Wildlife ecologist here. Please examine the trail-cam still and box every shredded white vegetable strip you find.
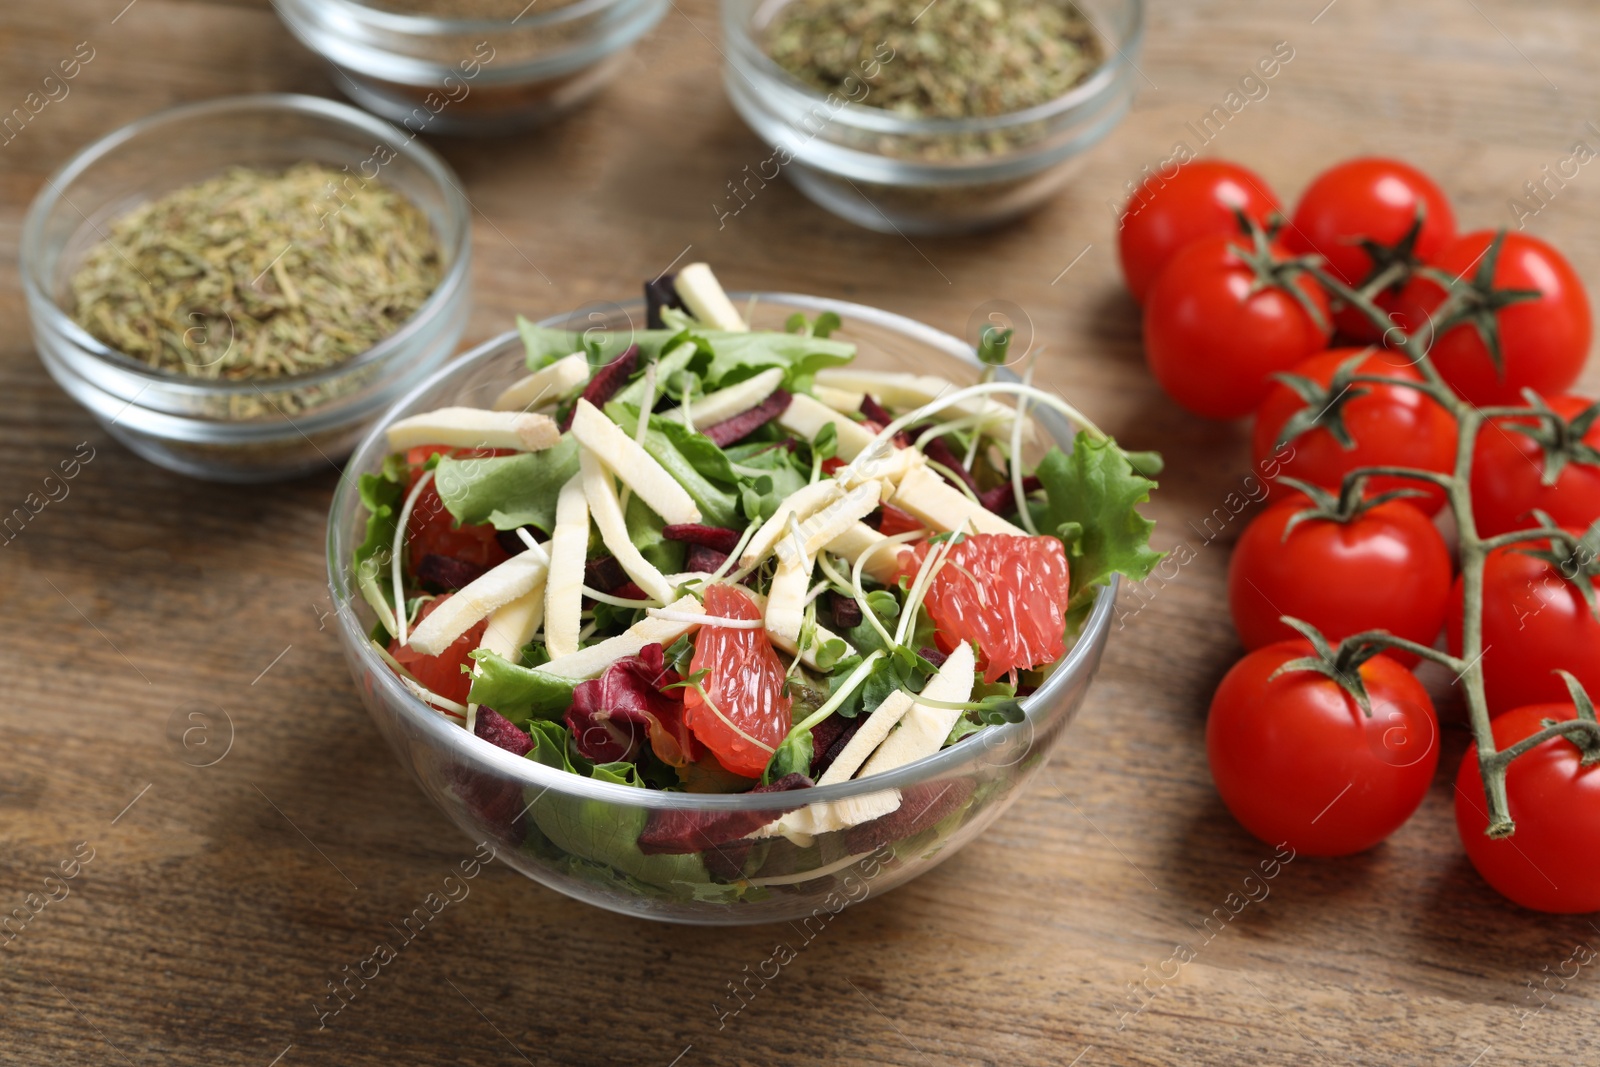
[392,468,434,647]
[619,362,658,514]
[647,609,761,629]
[582,586,666,609]
[1011,358,1041,535]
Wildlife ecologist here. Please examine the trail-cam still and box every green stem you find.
[1479,527,1580,555]
[1483,719,1600,773]
[1306,260,1519,836]
[1334,629,1466,674]
[1338,464,1455,491]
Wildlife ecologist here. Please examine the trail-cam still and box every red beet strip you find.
[978,476,1042,515]
[585,555,630,592]
[663,523,743,553]
[922,436,980,495]
[685,544,730,574]
[559,344,639,430]
[702,389,792,447]
[858,395,911,447]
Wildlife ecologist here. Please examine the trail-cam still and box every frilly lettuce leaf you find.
[1032,432,1163,632]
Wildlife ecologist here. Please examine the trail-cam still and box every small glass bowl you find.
[720,0,1143,235]
[274,0,669,134]
[20,94,472,483]
[327,293,1118,924]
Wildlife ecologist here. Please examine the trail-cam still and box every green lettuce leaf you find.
[624,494,685,574]
[467,651,574,724]
[606,404,740,528]
[1033,432,1163,631]
[522,721,710,889]
[698,331,854,391]
[434,438,579,533]
[611,341,707,409]
[353,461,404,574]
[518,317,685,371]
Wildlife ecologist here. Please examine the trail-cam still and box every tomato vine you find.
[1271,224,1600,839]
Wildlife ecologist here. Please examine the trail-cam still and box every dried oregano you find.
[69,162,441,382]
[764,0,1103,121]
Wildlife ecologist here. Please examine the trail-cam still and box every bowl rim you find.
[311,0,632,34]
[19,92,473,401]
[722,0,1145,137]
[326,292,1118,812]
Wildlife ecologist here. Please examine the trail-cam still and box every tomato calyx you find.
[1415,231,1543,377]
[1508,514,1600,616]
[1266,617,1395,717]
[1502,392,1600,487]
[1349,202,1432,298]
[1277,475,1429,539]
[1231,210,1331,335]
[1269,351,1376,451]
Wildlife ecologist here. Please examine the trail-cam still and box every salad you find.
[352,265,1159,882]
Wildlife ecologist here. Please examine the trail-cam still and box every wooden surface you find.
[3,1,1600,1064]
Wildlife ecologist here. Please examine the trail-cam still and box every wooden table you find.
[4,1,1598,1063]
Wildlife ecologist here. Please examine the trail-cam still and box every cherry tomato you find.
[1207,641,1439,856]
[900,533,1071,684]
[1471,393,1600,537]
[403,446,511,574]
[1229,496,1452,662]
[390,595,486,706]
[684,584,792,778]
[1447,536,1600,715]
[1118,159,1282,303]
[1392,231,1592,406]
[1454,703,1600,913]
[1281,157,1457,341]
[1252,348,1457,515]
[1143,234,1333,420]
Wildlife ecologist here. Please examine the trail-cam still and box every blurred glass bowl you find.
[275,0,668,134]
[327,293,1117,923]
[719,0,1143,234]
[20,94,472,483]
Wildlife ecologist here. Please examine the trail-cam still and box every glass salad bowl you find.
[326,294,1118,924]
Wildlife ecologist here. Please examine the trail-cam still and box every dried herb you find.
[68,162,441,383]
[764,0,1103,121]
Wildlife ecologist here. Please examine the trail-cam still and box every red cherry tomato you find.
[1471,394,1600,537]
[1252,347,1457,515]
[1281,157,1457,341]
[1228,496,1452,662]
[1455,703,1600,913]
[1207,641,1438,856]
[1117,159,1282,303]
[390,595,485,706]
[684,585,792,778]
[1144,234,1333,420]
[1447,536,1600,714]
[1392,231,1592,406]
[900,533,1071,684]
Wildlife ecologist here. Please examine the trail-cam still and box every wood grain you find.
[3,1,1599,1064]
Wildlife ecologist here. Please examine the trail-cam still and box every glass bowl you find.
[719,0,1143,235]
[327,294,1117,924]
[274,0,669,134]
[20,94,472,483]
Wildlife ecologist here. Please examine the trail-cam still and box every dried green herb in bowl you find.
[68,162,441,384]
[764,0,1104,121]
